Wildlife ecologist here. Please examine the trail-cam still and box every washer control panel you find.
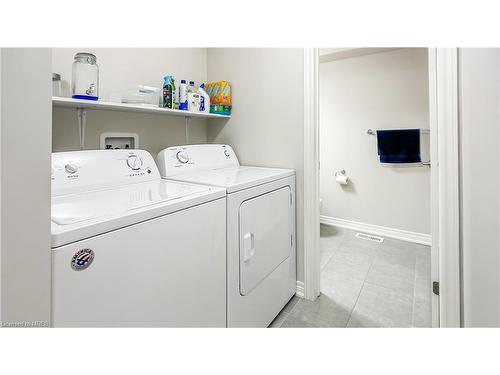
[52,149,160,197]
[157,144,240,177]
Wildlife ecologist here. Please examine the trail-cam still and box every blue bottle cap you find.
[181,79,186,84]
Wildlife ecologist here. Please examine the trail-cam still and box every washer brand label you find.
[71,249,95,271]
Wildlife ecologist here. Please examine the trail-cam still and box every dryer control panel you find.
[157,144,240,177]
[52,149,160,196]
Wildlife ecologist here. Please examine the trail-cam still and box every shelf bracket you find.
[77,108,87,149]
[185,116,191,144]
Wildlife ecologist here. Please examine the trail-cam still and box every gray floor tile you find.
[280,314,318,328]
[320,236,340,268]
[414,274,431,302]
[415,252,431,278]
[279,225,432,328]
[414,251,432,302]
[320,249,335,270]
[288,294,351,327]
[335,239,379,259]
[375,245,416,270]
[412,297,432,327]
[365,261,415,299]
[321,272,364,311]
[323,250,373,282]
[347,283,413,327]
[320,236,341,250]
[320,225,347,248]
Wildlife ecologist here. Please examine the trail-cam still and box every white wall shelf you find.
[52,96,230,149]
[52,97,230,119]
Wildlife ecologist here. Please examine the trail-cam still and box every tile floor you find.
[270,224,432,328]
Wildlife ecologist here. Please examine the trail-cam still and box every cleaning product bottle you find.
[188,80,196,93]
[171,78,178,109]
[163,75,174,109]
[198,83,210,113]
[179,79,188,110]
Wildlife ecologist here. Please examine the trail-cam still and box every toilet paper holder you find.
[334,170,350,185]
[334,170,346,177]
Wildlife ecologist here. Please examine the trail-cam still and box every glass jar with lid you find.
[71,52,99,101]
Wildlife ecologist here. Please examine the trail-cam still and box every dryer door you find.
[239,186,292,296]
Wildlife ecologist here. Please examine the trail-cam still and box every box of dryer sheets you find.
[204,81,232,115]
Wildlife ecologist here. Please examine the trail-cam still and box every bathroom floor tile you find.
[280,314,318,328]
[322,250,373,282]
[321,272,364,311]
[347,282,413,328]
[274,225,432,328]
[412,297,432,328]
[287,294,351,327]
[364,262,415,299]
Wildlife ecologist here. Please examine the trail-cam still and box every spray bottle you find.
[162,75,174,109]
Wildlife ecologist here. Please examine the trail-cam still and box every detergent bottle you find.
[198,83,210,113]
[179,79,188,110]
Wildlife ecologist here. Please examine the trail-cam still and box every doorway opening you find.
[282,48,442,328]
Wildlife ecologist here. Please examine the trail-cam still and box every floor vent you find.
[355,232,384,243]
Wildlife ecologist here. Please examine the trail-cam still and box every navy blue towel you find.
[376,129,421,163]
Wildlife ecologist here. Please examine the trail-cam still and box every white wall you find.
[52,48,208,155]
[459,48,500,327]
[206,48,305,281]
[0,48,2,325]
[319,48,431,235]
[0,49,52,325]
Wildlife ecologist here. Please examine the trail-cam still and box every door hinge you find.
[433,281,439,296]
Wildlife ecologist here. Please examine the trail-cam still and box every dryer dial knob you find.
[65,163,78,174]
[127,155,143,170]
[176,151,189,164]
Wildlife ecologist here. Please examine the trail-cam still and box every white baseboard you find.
[296,281,305,298]
[320,215,431,246]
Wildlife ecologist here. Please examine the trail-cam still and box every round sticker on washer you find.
[71,249,95,271]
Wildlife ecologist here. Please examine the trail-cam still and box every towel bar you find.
[367,128,431,167]
[367,128,430,135]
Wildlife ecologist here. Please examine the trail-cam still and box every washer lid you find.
[51,179,225,247]
[168,166,295,193]
[52,180,211,225]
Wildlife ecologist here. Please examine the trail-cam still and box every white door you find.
[239,187,292,296]
[52,198,226,327]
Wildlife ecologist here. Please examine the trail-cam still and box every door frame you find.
[302,48,321,300]
[302,47,461,327]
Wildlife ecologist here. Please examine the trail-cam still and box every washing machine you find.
[157,144,296,327]
[51,149,227,327]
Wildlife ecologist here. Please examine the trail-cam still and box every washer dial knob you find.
[65,163,78,174]
[176,151,189,164]
[127,155,143,170]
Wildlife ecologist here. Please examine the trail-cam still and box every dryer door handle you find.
[243,232,255,262]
